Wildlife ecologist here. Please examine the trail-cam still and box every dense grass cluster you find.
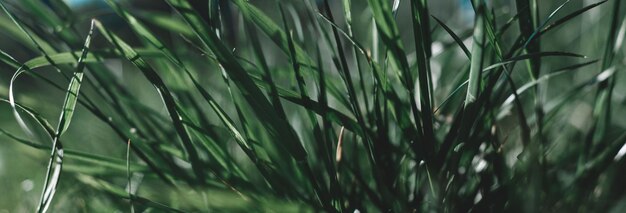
[1,0,626,212]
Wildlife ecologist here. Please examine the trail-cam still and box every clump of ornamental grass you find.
[0,0,625,212]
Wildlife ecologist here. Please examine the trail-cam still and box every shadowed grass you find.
[0,0,625,212]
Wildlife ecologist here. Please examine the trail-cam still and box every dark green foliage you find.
[0,0,625,212]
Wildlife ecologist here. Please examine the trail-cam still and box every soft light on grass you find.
[0,0,625,212]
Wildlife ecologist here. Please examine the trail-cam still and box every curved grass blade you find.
[499,60,599,113]
[93,20,207,184]
[0,49,22,68]
[539,1,607,36]
[164,0,307,162]
[432,15,471,58]
[22,49,161,69]
[104,0,252,169]
[482,51,586,72]
[2,46,176,187]
[99,1,298,196]
[32,20,95,213]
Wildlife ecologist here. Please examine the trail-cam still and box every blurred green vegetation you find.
[0,0,625,212]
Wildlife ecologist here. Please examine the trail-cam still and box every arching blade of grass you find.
[164,0,307,162]
[101,0,243,178]
[520,1,571,54]
[100,1,282,189]
[39,20,93,213]
[21,49,161,69]
[33,0,201,185]
[0,49,22,70]
[432,16,471,58]
[93,20,207,185]
[482,51,586,72]
[0,49,176,186]
[22,20,94,213]
[540,1,607,35]
[499,60,599,115]
[505,1,607,56]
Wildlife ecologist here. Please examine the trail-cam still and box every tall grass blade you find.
[465,1,486,106]
[164,0,308,162]
[32,20,94,213]
[93,20,207,184]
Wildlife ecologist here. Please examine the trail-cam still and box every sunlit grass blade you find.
[2,47,177,185]
[499,60,598,108]
[482,51,586,72]
[31,20,93,213]
[465,1,486,107]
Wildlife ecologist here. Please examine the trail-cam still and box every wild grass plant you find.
[0,0,625,212]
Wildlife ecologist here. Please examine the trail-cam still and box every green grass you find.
[0,0,625,212]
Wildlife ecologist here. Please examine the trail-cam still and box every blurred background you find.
[1,0,625,211]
